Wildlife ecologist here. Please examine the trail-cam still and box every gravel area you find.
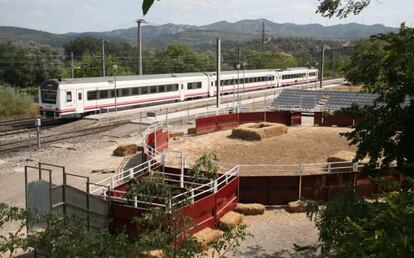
[227,208,320,258]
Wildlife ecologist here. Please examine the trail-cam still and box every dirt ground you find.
[227,208,320,258]
[169,126,356,167]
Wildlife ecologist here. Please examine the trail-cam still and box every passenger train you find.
[39,67,318,118]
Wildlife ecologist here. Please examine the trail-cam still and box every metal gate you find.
[25,163,110,234]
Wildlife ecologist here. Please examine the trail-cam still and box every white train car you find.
[279,68,318,86]
[39,73,209,118]
[39,68,318,118]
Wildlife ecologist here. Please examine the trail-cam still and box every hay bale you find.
[327,150,355,163]
[141,250,164,258]
[218,211,243,231]
[169,131,184,139]
[327,151,355,173]
[235,203,265,215]
[286,200,306,213]
[193,227,223,250]
[187,127,196,135]
[113,144,140,156]
[231,122,287,141]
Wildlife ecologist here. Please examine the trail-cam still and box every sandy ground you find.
[169,126,356,167]
[227,208,320,258]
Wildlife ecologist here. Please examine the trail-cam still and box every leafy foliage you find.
[0,203,31,257]
[189,152,221,180]
[317,0,371,18]
[0,84,37,120]
[0,41,63,87]
[344,39,385,84]
[342,25,414,175]
[303,190,414,257]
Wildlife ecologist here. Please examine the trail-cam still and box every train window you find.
[87,91,97,101]
[159,85,165,93]
[99,90,108,99]
[122,88,129,96]
[174,84,179,91]
[109,89,115,98]
[66,92,72,102]
[141,87,148,95]
[166,85,172,92]
[115,89,121,97]
[150,86,157,93]
[132,88,139,95]
[78,92,82,101]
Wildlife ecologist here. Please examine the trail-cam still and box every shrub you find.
[0,85,37,120]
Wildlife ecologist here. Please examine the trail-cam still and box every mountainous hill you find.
[0,19,398,48]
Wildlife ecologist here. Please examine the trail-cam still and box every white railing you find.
[90,158,160,194]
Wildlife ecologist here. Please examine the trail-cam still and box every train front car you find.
[39,79,62,118]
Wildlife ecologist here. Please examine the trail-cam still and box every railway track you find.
[0,117,74,137]
[0,121,126,154]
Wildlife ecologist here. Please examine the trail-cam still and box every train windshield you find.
[40,80,58,104]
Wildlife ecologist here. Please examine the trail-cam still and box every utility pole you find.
[71,51,74,78]
[136,19,146,75]
[238,45,241,65]
[320,44,325,88]
[261,20,266,49]
[102,39,106,77]
[216,37,221,108]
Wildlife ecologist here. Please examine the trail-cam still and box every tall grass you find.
[0,85,39,120]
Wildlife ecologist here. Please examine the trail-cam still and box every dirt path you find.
[227,208,320,258]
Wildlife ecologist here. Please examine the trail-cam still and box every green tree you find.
[343,25,414,174]
[0,42,63,87]
[317,0,371,18]
[152,44,215,73]
[244,50,298,69]
[343,39,385,84]
[303,190,414,257]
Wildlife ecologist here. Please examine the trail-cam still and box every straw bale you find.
[187,127,196,135]
[235,203,265,215]
[327,150,355,163]
[113,144,140,156]
[193,227,223,250]
[286,200,306,213]
[218,211,243,231]
[231,122,287,141]
[327,150,355,172]
[141,250,164,258]
[169,131,184,139]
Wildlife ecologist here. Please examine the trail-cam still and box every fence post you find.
[353,161,358,172]
[298,164,303,200]
[328,163,331,173]
[134,196,138,208]
[110,176,114,190]
[129,168,133,179]
[180,153,185,188]
[268,165,272,177]
[191,189,195,203]
[214,179,218,193]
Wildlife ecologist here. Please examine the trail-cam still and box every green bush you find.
[0,85,37,120]
[305,189,414,257]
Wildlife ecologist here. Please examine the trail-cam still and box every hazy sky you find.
[0,0,413,33]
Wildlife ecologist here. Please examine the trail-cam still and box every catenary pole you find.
[136,19,146,75]
[216,37,221,108]
[71,52,74,78]
[320,44,325,88]
[102,39,106,77]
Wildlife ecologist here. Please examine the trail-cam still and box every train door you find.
[75,89,84,114]
[179,82,185,101]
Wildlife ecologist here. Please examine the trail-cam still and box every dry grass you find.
[231,122,288,141]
